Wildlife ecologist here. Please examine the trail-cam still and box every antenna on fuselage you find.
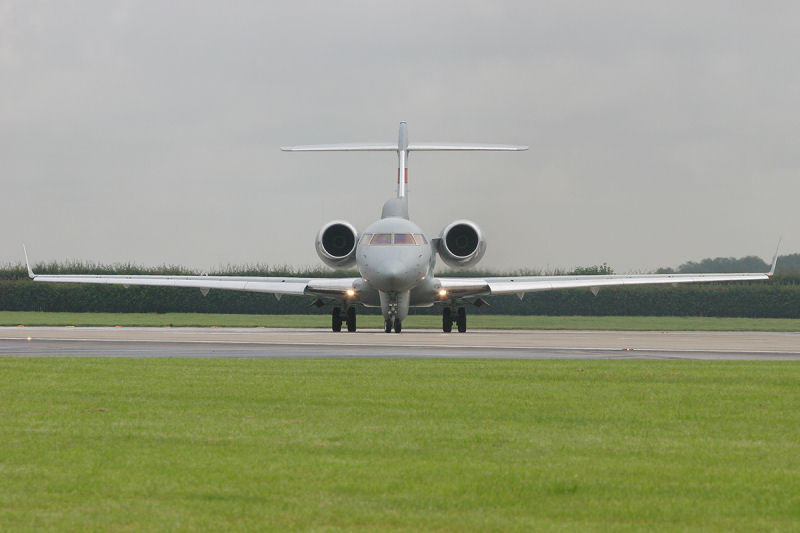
[281,122,528,201]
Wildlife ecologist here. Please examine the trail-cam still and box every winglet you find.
[768,237,781,277]
[23,245,35,279]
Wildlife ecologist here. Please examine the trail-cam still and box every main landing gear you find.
[331,306,357,332]
[384,317,402,333]
[442,306,467,333]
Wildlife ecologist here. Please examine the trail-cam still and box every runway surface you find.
[1,327,799,359]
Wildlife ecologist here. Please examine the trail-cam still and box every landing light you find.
[438,289,447,297]
[346,289,356,297]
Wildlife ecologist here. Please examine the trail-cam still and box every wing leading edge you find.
[24,245,358,298]
[24,242,778,305]
[27,271,359,299]
[438,241,779,299]
[437,271,772,300]
[489,272,770,295]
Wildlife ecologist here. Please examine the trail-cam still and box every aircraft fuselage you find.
[354,216,434,321]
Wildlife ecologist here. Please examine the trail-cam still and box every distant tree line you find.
[656,253,800,275]
[1,256,798,318]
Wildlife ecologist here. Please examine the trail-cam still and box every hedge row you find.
[479,282,800,318]
[0,264,356,281]
[2,278,799,318]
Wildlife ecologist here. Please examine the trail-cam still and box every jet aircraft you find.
[25,123,778,333]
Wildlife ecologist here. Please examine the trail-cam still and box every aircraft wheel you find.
[393,318,402,333]
[384,319,393,333]
[331,307,342,332]
[346,306,356,332]
[442,308,452,333]
[456,307,467,333]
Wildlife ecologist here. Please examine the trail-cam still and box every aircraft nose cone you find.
[382,264,404,286]
[371,262,413,291]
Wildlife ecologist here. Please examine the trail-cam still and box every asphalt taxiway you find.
[1,327,799,360]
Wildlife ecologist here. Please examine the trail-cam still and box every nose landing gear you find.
[382,297,403,333]
[384,318,402,333]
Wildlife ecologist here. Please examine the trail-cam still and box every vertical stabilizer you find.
[381,197,409,219]
[397,122,408,199]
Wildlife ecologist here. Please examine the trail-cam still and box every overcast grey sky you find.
[2,1,798,272]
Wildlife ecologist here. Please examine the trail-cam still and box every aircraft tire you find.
[394,318,402,333]
[442,308,452,333]
[332,307,342,332]
[384,319,392,333]
[457,307,467,333]
[346,306,356,332]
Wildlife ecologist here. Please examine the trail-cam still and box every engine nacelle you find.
[315,220,358,269]
[437,219,486,268]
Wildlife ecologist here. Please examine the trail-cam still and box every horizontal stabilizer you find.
[281,143,397,152]
[282,122,527,200]
[408,142,528,151]
[281,142,528,152]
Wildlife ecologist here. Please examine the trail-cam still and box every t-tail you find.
[281,122,528,204]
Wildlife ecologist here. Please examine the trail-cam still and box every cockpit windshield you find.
[370,233,392,245]
[393,233,415,245]
[363,233,428,246]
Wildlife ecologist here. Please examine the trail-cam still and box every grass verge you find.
[1,310,799,331]
[0,358,798,531]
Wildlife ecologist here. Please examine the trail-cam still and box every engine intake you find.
[316,220,358,268]
[438,219,486,268]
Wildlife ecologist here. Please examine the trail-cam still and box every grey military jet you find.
[26,123,777,333]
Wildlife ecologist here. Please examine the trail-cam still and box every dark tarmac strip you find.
[1,327,799,360]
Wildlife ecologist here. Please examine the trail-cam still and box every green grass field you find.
[2,311,799,331]
[1,358,798,531]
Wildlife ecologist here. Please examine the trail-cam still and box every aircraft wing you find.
[437,243,779,299]
[27,269,359,301]
[438,271,773,299]
[23,244,359,299]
